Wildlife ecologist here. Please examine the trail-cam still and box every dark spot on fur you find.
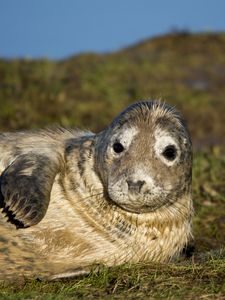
[0,247,9,254]
[0,236,8,243]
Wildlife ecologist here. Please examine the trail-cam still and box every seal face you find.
[95,101,192,213]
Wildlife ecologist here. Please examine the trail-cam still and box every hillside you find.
[0,32,225,149]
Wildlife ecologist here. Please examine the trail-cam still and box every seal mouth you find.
[114,202,164,214]
[105,190,165,214]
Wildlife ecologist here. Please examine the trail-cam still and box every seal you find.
[0,100,193,280]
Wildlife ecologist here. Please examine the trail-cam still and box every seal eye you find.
[162,145,177,161]
[113,142,124,154]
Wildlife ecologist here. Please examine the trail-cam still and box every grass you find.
[0,32,225,299]
[0,258,224,299]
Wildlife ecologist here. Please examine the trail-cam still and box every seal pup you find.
[0,100,193,280]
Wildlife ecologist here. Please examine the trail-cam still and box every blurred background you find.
[0,0,225,272]
[0,0,225,150]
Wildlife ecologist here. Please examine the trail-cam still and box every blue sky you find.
[0,0,225,59]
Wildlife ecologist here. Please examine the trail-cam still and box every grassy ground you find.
[0,257,224,299]
[0,33,225,299]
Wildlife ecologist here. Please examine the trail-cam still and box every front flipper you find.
[0,153,60,228]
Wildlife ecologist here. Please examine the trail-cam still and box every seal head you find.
[95,101,192,213]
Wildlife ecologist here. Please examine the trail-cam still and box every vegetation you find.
[0,32,224,299]
[0,32,225,148]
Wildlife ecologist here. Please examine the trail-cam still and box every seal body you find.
[0,101,193,280]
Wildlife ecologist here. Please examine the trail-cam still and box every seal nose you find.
[126,180,145,193]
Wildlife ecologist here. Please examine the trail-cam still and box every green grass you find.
[0,257,224,299]
[0,32,225,299]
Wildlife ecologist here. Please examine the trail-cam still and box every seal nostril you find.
[127,180,145,193]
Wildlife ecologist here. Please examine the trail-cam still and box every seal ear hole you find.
[162,145,177,161]
[113,142,124,154]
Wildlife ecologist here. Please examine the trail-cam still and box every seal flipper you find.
[0,153,60,228]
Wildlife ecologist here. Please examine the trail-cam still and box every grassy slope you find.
[0,33,225,299]
[0,33,225,147]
